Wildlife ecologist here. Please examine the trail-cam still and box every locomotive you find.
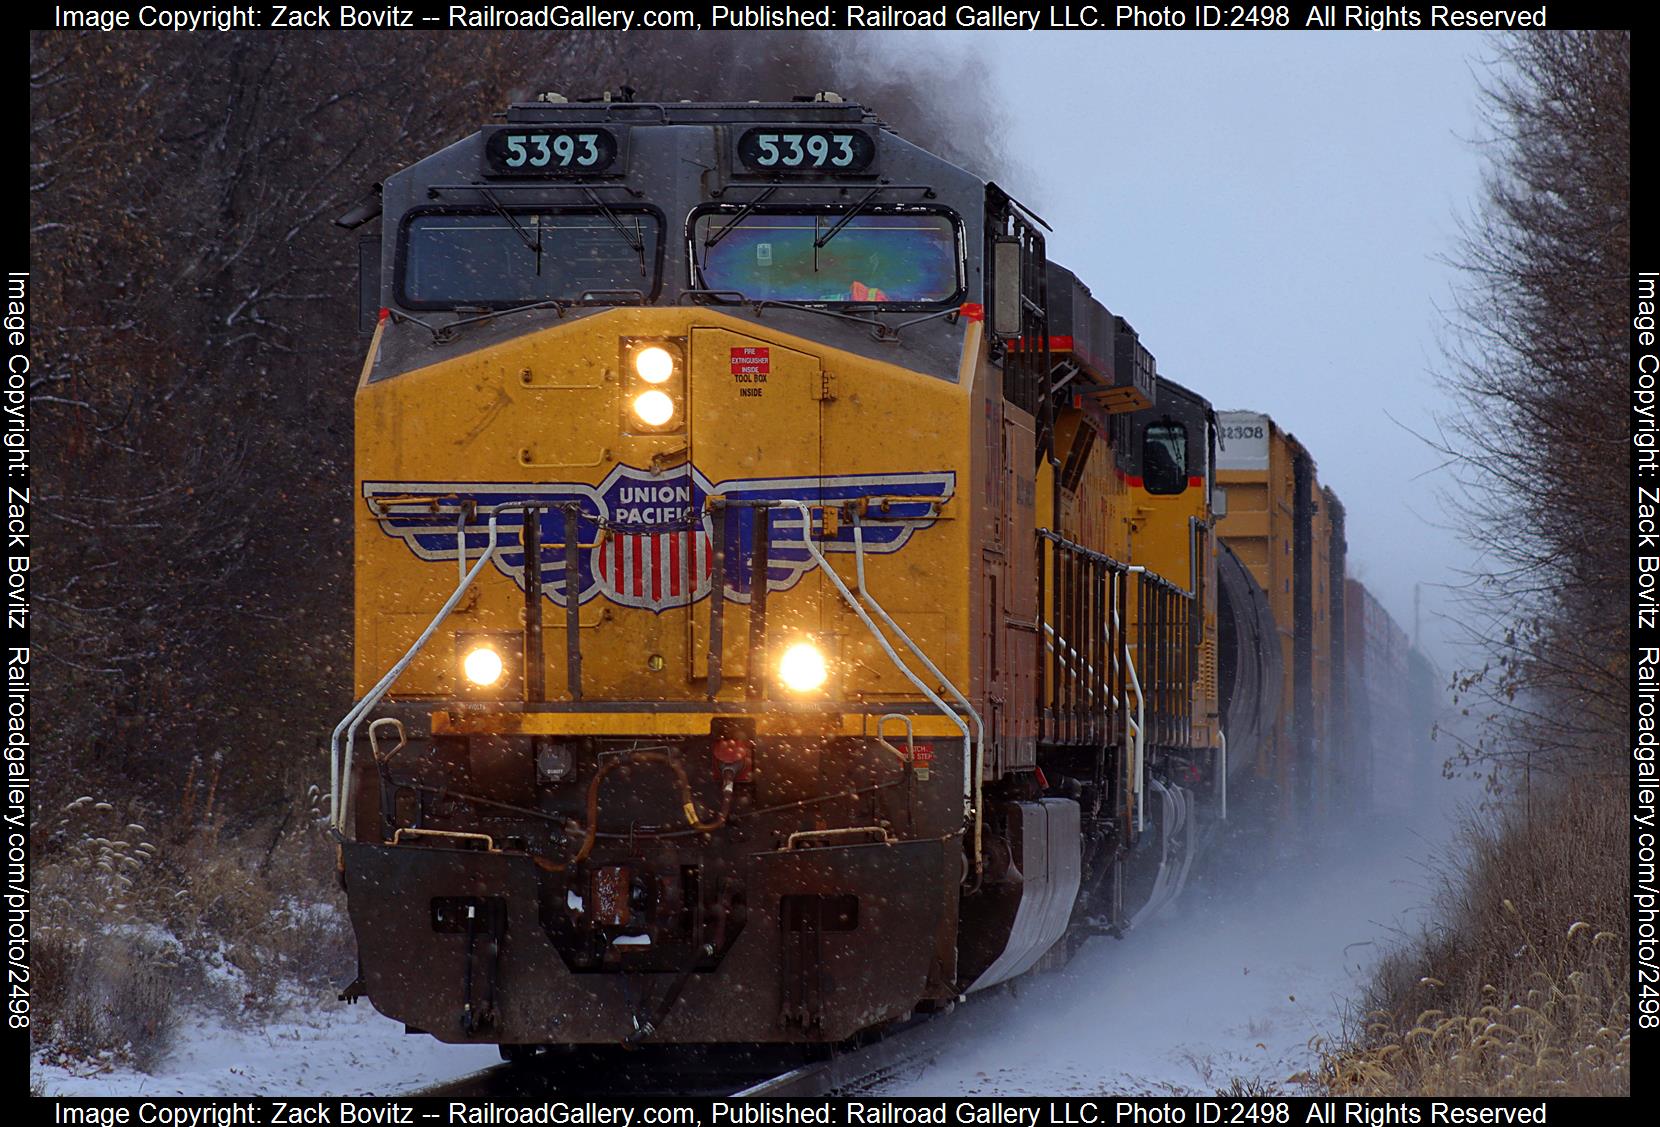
[328,94,1418,1052]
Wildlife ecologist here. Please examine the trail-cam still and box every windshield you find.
[692,211,959,304]
[401,210,660,307]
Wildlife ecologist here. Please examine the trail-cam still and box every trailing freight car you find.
[1212,410,1349,826]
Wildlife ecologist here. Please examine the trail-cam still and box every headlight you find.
[632,389,675,427]
[462,645,505,687]
[632,345,675,384]
[778,641,829,693]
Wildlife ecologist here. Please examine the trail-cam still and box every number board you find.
[1216,411,1271,471]
[734,127,877,175]
[481,126,623,177]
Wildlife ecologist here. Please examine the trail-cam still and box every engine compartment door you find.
[686,327,824,685]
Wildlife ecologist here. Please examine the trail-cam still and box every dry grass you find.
[1321,775,1629,1095]
[43,932,180,1072]
[33,781,352,1071]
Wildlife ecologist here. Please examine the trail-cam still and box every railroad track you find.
[416,1045,801,1098]
[415,1003,964,1098]
[732,1004,963,1096]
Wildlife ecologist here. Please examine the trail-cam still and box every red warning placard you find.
[730,346,770,376]
[911,742,933,780]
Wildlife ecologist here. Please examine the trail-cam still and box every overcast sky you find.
[862,31,1490,666]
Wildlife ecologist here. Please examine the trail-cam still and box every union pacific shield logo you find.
[591,465,713,608]
[363,463,953,614]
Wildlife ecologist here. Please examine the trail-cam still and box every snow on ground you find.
[875,813,1457,1097]
[33,806,1464,1098]
[32,1001,499,1097]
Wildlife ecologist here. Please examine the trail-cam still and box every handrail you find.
[748,499,979,879]
[1036,527,1154,835]
[1217,728,1228,821]
[850,511,984,877]
[1041,622,1099,716]
[1036,528,1195,598]
[785,826,895,850]
[329,501,543,833]
[1115,569,1148,835]
[876,713,915,763]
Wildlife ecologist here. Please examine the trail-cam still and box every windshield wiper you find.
[479,187,542,275]
[704,187,777,250]
[582,188,644,256]
[478,189,538,252]
[813,186,882,250]
[419,299,567,344]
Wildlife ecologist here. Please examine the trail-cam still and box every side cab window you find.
[1143,422,1188,495]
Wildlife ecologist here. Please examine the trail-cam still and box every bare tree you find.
[32,32,632,818]
[1436,31,1630,778]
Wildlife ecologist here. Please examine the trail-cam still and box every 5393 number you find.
[737,127,875,173]
[483,128,618,176]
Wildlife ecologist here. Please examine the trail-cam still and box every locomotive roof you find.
[503,99,881,126]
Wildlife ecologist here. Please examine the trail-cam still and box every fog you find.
[876,768,1479,1094]
[856,32,1490,669]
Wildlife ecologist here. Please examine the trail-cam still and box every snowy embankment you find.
[876,815,1456,1096]
[35,807,1458,1097]
[33,1001,499,1097]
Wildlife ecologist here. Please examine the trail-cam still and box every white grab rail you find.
[769,502,975,841]
[1218,728,1228,821]
[329,505,519,833]
[1114,570,1149,836]
[849,510,985,876]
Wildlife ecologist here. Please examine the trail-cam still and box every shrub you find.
[1321,776,1629,1095]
